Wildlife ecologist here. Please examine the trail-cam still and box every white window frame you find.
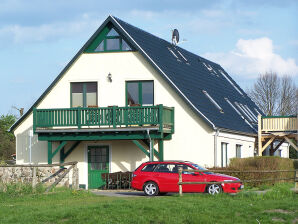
[221,142,228,167]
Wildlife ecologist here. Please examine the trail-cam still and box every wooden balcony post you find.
[258,115,262,156]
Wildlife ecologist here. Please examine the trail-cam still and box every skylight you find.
[235,102,254,122]
[167,47,179,59]
[203,62,212,71]
[203,90,224,113]
[177,50,188,62]
[254,108,262,115]
[240,103,257,122]
[218,70,243,96]
[225,98,256,130]
[244,105,258,121]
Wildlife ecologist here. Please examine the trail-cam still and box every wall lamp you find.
[107,73,112,82]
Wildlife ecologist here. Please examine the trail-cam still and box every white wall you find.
[13,51,257,187]
[215,131,255,167]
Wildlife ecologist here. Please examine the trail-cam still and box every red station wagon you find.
[131,161,244,196]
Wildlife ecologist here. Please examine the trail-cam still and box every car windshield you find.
[191,163,213,174]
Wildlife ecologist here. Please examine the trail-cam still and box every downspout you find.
[214,129,219,167]
[147,129,153,161]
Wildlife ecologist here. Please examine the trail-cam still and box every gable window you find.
[126,81,154,106]
[71,82,97,107]
[236,144,241,158]
[93,27,132,52]
[221,142,228,167]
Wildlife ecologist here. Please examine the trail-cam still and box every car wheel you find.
[143,181,159,196]
[207,183,222,195]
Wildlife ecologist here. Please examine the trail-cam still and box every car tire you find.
[207,183,222,195]
[143,181,159,196]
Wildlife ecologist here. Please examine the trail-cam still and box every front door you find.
[88,145,109,189]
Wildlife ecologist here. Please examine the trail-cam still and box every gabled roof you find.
[10,15,262,134]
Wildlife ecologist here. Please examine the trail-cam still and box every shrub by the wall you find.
[213,157,295,187]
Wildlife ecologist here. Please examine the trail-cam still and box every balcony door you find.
[88,145,109,189]
[71,82,97,107]
[126,81,154,106]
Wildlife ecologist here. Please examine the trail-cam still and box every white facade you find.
[12,50,289,189]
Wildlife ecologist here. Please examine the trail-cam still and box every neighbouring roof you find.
[10,15,263,134]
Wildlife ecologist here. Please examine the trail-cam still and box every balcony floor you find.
[35,126,161,133]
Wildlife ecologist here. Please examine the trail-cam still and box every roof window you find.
[203,90,224,113]
[218,70,243,96]
[224,98,244,119]
[225,98,256,130]
[244,105,258,121]
[167,47,180,60]
[240,103,257,122]
[254,108,262,115]
[177,50,188,62]
[235,102,254,123]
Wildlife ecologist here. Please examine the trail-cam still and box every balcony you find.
[258,115,298,156]
[260,115,297,132]
[33,105,174,141]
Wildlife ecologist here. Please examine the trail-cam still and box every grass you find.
[0,183,297,224]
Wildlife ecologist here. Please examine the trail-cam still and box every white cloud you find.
[203,37,298,78]
[0,14,102,44]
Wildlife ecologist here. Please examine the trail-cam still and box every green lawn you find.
[0,184,297,224]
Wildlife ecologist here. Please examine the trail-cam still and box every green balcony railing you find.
[33,105,174,133]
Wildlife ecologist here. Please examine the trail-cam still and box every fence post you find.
[32,167,37,188]
[178,167,183,196]
[72,164,79,190]
[295,170,298,193]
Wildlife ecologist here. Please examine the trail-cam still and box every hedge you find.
[213,157,295,187]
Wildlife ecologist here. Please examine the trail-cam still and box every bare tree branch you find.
[248,72,297,116]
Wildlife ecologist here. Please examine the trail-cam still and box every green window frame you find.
[70,82,98,108]
[85,25,133,53]
[125,81,154,106]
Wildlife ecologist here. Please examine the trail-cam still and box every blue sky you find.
[0,0,297,116]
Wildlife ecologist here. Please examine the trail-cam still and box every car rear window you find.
[141,164,158,172]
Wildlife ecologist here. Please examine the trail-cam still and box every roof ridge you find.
[113,16,220,67]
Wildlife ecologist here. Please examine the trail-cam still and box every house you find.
[9,15,289,189]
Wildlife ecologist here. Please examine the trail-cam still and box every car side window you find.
[141,164,158,172]
[154,164,178,173]
[182,165,195,175]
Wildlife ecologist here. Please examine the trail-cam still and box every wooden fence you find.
[178,168,298,196]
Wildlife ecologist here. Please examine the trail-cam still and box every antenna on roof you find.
[172,29,179,46]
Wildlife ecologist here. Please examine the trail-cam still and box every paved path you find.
[91,190,174,197]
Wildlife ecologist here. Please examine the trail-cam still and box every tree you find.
[248,72,298,116]
[0,114,16,161]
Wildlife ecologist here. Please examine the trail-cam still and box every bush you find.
[213,157,295,187]
[0,183,45,198]
[293,159,298,169]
